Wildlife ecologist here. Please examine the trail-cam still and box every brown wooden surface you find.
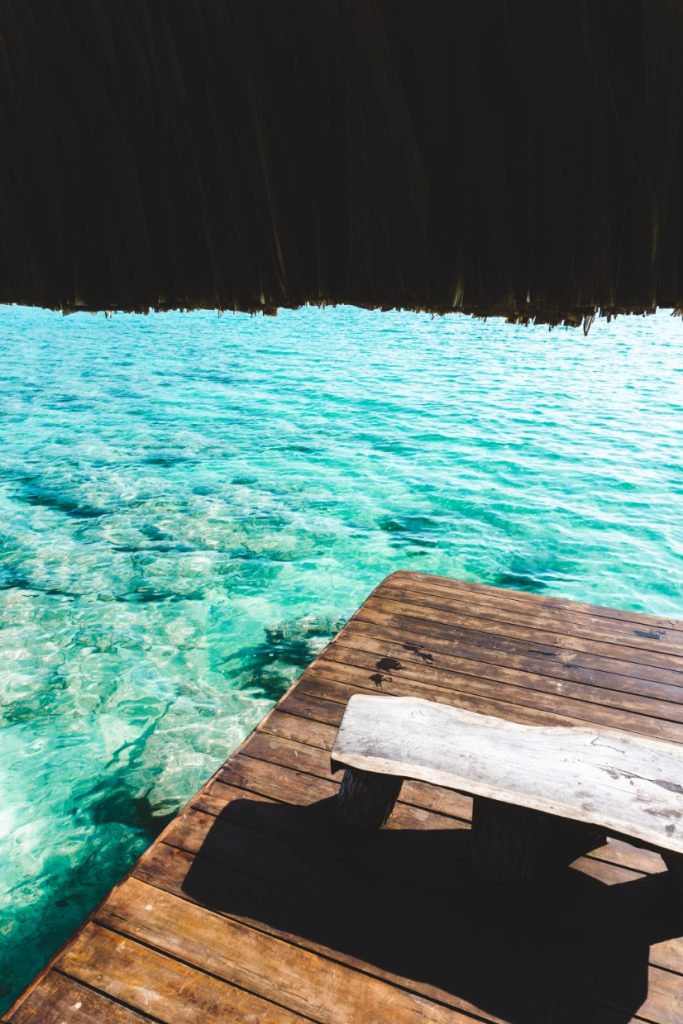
[6,570,683,1024]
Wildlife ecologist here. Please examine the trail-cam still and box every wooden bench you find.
[331,694,683,888]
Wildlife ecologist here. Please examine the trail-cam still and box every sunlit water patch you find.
[0,304,682,1007]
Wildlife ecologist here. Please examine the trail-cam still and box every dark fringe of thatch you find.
[2,1,683,325]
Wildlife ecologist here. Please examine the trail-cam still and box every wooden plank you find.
[275,688,582,751]
[196,775,458,836]
[354,602,683,686]
[258,708,339,748]
[7,973,151,1024]
[297,663,683,745]
[169,796,471,902]
[219,750,339,807]
[102,876,670,1024]
[162,805,457,912]
[379,576,683,654]
[205,762,663,879]
[366,593,683,673]
[332,695,683,853]
[277,689,346,727]
[299,664,593,728]
[219,743,468,830]
[132,839,632,967]
[97,877,487,1024]
[169,781,651,918]
[389,571,683,631]
[131,828,679,1024]
[321,638,683,722]
[238,730,473,820]
[386,575,683,642]
[57,923,308,1024]
[340,617,683,704]
[140,823,673,974]
[134,841,500,990]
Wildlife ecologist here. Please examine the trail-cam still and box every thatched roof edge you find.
[3,1,683,328]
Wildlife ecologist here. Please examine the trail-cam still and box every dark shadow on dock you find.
[181,796,683,1024]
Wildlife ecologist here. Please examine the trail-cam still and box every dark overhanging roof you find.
[2,0,683,327]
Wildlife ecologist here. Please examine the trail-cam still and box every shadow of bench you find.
[331,694,683,888]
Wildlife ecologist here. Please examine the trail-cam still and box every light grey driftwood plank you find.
[331,695,683,854]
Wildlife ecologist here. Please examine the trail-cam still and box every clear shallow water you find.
[0,303,682,1007]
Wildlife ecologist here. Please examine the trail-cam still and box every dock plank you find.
[5,572,683,1024]
[97,878,480,1024]
[381,577,683,656]
[394,572,683,631]
[8,974,152,1024]
[321,639,683,720]
[58,924,306,1024]
[299,661,683,742]
[339,619,683,703]
[354,604,683,685]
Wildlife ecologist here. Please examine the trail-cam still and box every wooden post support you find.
[337,767,403,829]
[471,796,607,883]
[663,852,683,904]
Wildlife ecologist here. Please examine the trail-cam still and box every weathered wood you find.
[303,660,683,746]
[258,709,338,749]
[8,973,152,1024]
[354,603,683,687]
[299,664,591,731]
[58,924,304,1024]
[336,766,403,828]
[390,571,682,632]
[131,841,683,1024]
[379,578,683,658]
[240,727,472,819]
[97,877,472,1024]
[368,592,683,673]
[7,572,683,1024]
[338,619,683,705]
[321,639,683,722]
[331,694,683,855]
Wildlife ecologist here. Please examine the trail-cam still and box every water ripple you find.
[0,304,682,1008]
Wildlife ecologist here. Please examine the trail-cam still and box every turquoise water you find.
[0,303,682,1007]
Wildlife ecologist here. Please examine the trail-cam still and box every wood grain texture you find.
[331,694,683,853]
[337,766,403,828]
[8,973,152,1024]
[58,924,306,1024]
[6,571,683,1024]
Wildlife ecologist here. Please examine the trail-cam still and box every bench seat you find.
[331,694,683,885]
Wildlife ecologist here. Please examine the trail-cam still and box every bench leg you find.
[337,767,403,829]
[471,796,607,883]
[663,852,683,906]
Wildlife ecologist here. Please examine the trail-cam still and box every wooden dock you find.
[7,570,683,1024]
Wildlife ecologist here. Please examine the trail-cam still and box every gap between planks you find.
[388,572,683,632]
[339,616,683,703]
[359,591,683,675]
[292,661,683,745]
[379,576,683,655]
[349,603,683,689]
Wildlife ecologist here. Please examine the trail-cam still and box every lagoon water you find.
[0,303,682,1006]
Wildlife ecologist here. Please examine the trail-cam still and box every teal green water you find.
[1,303,682,1006]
